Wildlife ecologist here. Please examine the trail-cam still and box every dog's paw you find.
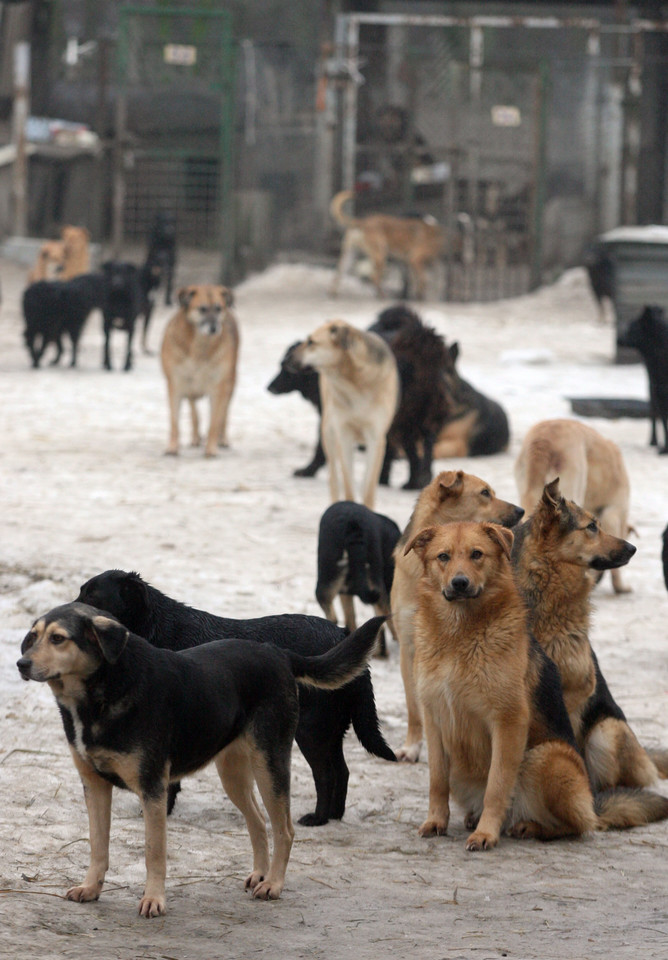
[138,894,166,917]
[507,819,541,840]
[298,811,329,827]
[251,879,283,900]
[465,830,498,851]
[418,818,448,838]
[395,744,421,763]
[65,882,102,903]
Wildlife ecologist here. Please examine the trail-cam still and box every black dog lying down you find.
[316,501,401,657]
[18,601,384,916]
[23,273,104,368]
[76,569,396,826]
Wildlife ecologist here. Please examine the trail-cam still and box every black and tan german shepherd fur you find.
[512,479,668,791]
[407,521,668,850]
[76,569,396,825]
[17,601,385,916]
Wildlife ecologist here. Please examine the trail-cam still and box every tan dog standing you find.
[407,521,668,850]
[292,320,399,509]
[391,470,524,762]
[329,190,444,300]
[161,285,239,457]
[514,418,632,593]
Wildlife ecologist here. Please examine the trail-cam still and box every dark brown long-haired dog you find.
[407,521,668,850]
[512,478,668,790]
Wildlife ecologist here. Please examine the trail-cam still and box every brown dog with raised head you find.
[391,470,524,762]
[512,478,668,790]
[329,190,444,300]
[515,419,632,593]
[407,521,668,850]
[292,320,399,509]
[161,285,239,457]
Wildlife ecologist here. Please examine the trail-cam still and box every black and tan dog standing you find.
[17,602,384,916]
[161,285,239,457]
[407,522,668,850]
[292,320,398,509]
[512,479,668,791]
[391,470,524,762]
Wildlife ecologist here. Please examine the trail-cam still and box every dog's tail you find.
[329,190,359,230]
[348,668,398,762]
[595,787,668,830]
[645,747,668,779]
[289,615,385,690]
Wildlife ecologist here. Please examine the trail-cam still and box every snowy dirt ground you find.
[0,253,667,960]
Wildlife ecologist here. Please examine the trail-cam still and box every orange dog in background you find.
[27,225,91,283]
[407,521,668,850]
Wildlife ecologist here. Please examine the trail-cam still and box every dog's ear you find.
[542,478,563,510]
[87,615,129,664]
[482,523,514,560]
[404,526,437,558]
[449,342,459,363]
[177,287,194,309]
[218,286,234,308]
[438,470,464,500]
[329,322,352,350]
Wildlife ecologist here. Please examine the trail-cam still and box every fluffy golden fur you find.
[514,418,632,593]
[390,470,524,761]
[160,285,239,457]
[292,320,399,509]
[512,478,668,790]
[328,190,444,300]
[408,521,668,849]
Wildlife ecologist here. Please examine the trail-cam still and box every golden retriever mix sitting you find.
[329,190,444,300]
[292,320,398,509]
[160,285,239,457]
[407,521,668,850]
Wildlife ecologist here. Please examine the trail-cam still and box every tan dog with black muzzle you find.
[160,284,239,457]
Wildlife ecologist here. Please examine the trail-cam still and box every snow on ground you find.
[0,254,666,959]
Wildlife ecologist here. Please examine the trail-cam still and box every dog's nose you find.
[450,575,470,595]
[16,657,32,680]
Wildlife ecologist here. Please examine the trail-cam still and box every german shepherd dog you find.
[390,470,524,762]
[407,522,668,849]
[291,321,399,509]
[515,419,632,593]
[76,569,396,825]
[316,501,401,657]
[329,191,444,300]
[512,479,668,790]
[17,602,385,915]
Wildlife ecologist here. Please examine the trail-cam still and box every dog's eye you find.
[50,634,67,646]
[470,549,483,560]
[437,552,450,563]
[480,489,491,499]
[586,520,598,533]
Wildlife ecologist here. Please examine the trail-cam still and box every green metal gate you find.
[114,5,234,267]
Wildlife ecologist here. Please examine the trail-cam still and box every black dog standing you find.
[617,305,668,453]
[101,261,142,371]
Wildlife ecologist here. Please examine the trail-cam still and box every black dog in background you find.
[316,502,401,658]
[617,305,668,453]
[369,305,452,489]
[267,340,326,477]
[662,525,668,592]
[146,211,177,307]
[101,261,142,371]
[23,274,104,368]
[76,569,396,826]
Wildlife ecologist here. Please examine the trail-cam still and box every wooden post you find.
[12,41,30,237]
